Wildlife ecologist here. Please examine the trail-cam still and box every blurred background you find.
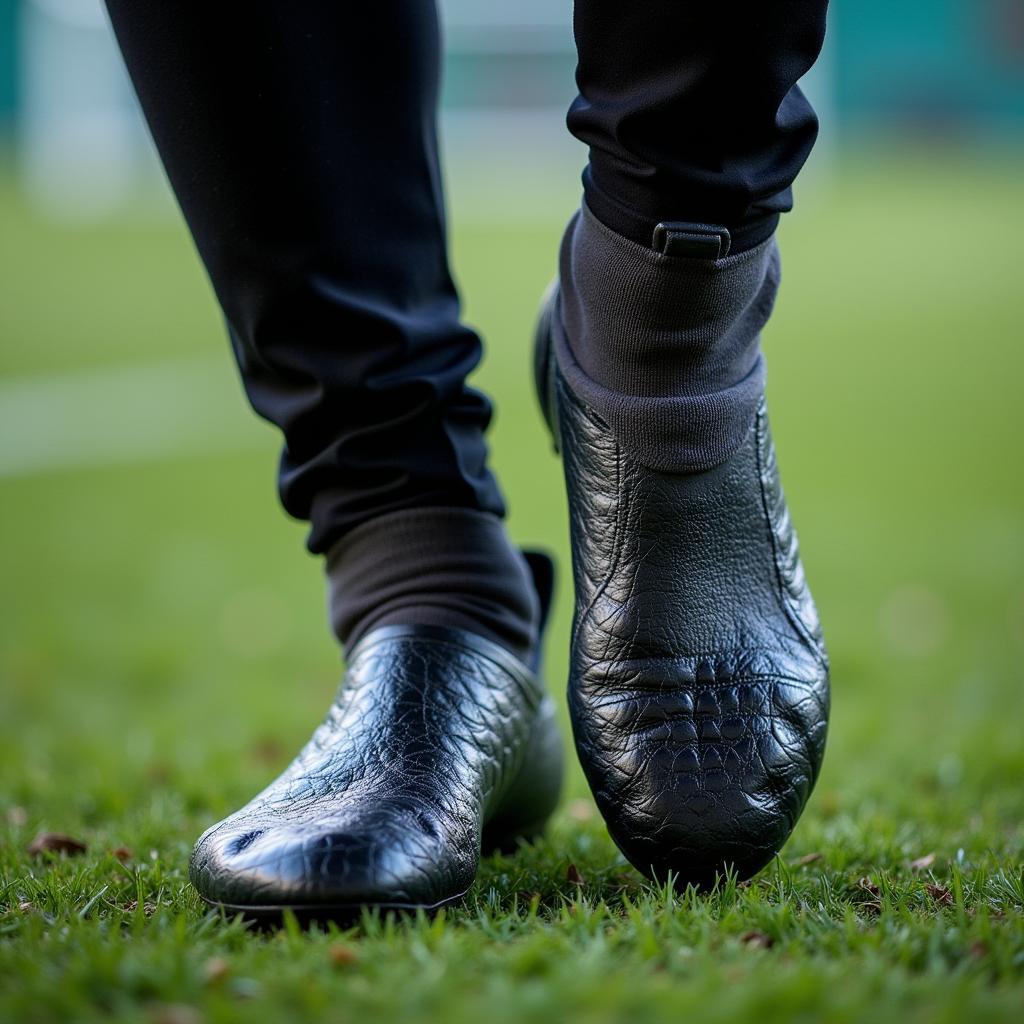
[1,0,1022,839]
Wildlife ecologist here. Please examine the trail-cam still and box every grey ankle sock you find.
[326,507,539,662]
[555,201,780,473]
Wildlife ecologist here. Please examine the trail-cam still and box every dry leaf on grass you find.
[329,944,358,967]
[857,877,881,899]
[856,876,882,915]
[910,852,936,870]
[926,884,954,907]
[566,863,585,886]
[740,930,774,949]
[793,852,823,867]
[27,832,87,858]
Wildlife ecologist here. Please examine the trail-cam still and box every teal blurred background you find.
[1,0,1022,832]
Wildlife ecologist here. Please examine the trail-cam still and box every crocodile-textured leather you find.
[190,610,563,920]
[536,286,829,886]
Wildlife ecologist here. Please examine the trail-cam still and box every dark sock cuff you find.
[326,507,539,662]
[555,201,779,473]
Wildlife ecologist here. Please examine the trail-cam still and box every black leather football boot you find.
[535,285,829,887]
[190,553,563,922]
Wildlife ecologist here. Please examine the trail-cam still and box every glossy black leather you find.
[190,591,563,919]
[536,286,829,886]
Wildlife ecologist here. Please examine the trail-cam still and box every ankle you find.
[325,507,539,663]
[555,201,778,473]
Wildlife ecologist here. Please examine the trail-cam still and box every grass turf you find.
[1,154,1023,1023]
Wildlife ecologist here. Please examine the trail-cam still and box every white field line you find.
[0,354,268,479]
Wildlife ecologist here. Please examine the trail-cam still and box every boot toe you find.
[576,655,828,886]
[190,803,465,912]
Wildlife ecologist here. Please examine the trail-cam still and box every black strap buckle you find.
[652,222,731,259]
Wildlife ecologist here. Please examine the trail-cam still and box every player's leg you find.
[104,0,562,918]
[540,0,831,884]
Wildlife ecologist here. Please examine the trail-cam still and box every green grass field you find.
[2,154,1023,1023]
